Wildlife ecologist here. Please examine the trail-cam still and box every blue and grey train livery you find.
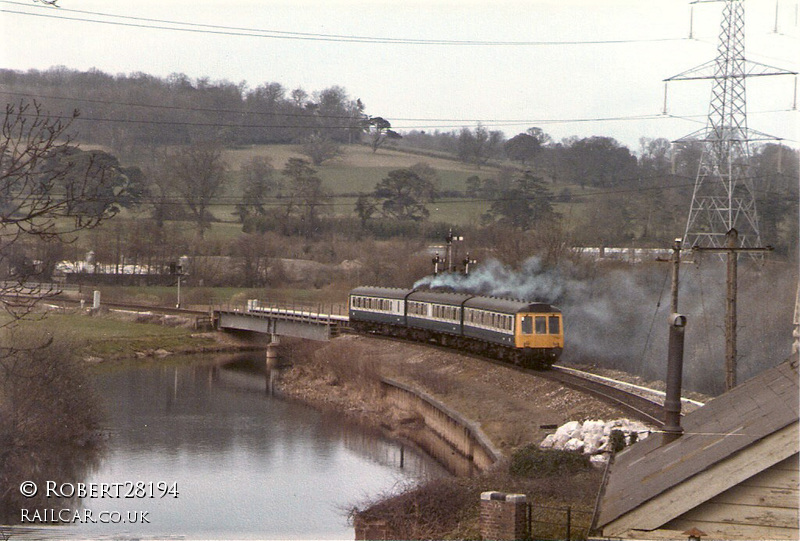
[348,286,564,368]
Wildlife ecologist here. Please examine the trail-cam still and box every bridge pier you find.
[266,334,281,368]
[266,334,281,395]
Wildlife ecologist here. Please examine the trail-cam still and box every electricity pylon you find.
[664,0,796,249]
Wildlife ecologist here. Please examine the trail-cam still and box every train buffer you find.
[213,300,350,341]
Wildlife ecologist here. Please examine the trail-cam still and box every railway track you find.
[543,367,666,428]
[35,296,674,427]
[354,329,671,428]
[38,296,211,317]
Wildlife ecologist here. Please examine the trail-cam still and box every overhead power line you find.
[0,1,690,46]
[5,89,796,136]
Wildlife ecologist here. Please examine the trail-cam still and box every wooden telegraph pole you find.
[692,229,772,391]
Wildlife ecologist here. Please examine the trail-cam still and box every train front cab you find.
[516,309,563,365]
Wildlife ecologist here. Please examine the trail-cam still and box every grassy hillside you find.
[74,140,628,252]
[225,143,497,194]
[207,143,510,227]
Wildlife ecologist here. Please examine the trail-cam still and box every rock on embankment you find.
[540,419,652,466]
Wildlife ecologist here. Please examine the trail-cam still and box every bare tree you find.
[457,125,503,167]
[0,99,127,321]
[300,132,343,166]
[167,143,227,238]
[281,158,330,238]
[235,155,278,223]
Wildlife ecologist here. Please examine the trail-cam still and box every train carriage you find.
[405,290,474,337]
[463,296,563,366]
[348,287,411,332]
[347,286,564,369]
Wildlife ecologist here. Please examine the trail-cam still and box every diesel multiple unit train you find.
[348,287,564,368]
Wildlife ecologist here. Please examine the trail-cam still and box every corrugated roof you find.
[597,355,799,528]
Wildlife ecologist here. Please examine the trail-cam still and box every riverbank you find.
[273,334,633,539]
[276,334,626,456]
[9,307,264,362]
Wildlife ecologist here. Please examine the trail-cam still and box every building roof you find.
[596,354,799,530]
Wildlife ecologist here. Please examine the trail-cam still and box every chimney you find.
[663,313,687,443]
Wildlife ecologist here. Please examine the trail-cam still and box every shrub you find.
[609,429,626,454]
[0,329,104,523]
[509,445,592,478]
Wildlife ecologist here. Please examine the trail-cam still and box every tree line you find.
[0,67,366,152]
[1,67,797,285]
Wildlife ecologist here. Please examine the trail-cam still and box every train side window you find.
[549,315,560,334]
[521,316,533,334]
[535,316,547,334]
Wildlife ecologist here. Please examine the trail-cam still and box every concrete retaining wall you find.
[381,378,501,475]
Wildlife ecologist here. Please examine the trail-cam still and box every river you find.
[13,354,446,540]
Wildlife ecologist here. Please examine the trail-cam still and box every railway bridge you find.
[213,299,350,342]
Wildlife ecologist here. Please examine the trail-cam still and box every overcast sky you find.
[1,0,798,150]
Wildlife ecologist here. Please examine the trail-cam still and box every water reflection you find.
[0,439,104,526]
[5,354,445,540]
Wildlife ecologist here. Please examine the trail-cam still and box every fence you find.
[529,504,593,541]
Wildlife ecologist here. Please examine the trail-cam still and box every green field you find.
[7,312,214,360]
[224,143,499,208]
[60,141,595,256]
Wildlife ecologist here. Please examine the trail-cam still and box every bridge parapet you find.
[213,300,350,341]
